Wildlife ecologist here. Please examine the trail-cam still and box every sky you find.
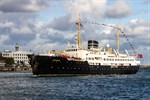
[0,0,149,65]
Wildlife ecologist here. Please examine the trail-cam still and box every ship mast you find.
[77,14,81,49]
[115,26,120,53]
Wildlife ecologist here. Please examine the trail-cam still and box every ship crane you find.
[84,21,137,57]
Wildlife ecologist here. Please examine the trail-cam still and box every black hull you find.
[28,55,139,76]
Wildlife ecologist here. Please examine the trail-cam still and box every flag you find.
[138,54,143,58]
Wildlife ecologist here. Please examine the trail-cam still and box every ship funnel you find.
[108,48,112,54]
[88,40,98,49]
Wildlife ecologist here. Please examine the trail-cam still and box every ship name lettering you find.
[52,59,61,62]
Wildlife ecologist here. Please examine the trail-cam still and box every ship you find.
[28,16,141,76]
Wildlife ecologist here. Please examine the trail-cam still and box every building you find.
[0,52,5,67]
[2,43,33,65]
[0,60,5,67]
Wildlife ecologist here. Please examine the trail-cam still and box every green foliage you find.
[5,58,14,65]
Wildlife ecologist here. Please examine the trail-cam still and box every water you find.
[0,69,150,100]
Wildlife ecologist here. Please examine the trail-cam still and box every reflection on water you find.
[0,69,150,100]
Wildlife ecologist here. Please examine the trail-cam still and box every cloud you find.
[4,33,36,45]
[0,21,15,28]
[0,0,50,12]
[37,21,76,45]
[0,0,51,49]
[123,19,149,36]
[50,15,76,32]
[11,26,32,34]
[144,0,150,3]
[0,13,37,46]
[119,18,150,53]
[65,0,132,20]
[105,0,131,18]
[65,0,107,22]
[41,32,67,44]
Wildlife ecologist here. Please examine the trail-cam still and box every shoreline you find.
[0,66,150,72]
[0,67,32,71]
[140,66,150,69]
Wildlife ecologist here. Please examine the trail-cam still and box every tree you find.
[4,58,14,67]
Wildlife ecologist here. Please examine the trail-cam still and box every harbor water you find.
[0,68,150,100]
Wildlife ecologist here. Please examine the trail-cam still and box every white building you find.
[2,43,33,65]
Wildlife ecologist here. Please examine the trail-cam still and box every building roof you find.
[12,51,33,54]
[3,50,33,54]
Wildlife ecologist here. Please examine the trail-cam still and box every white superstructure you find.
[63,44,140,67]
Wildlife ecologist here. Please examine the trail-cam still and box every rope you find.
[84,21,137,56]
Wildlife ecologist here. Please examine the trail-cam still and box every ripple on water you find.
[0,69,150,100]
